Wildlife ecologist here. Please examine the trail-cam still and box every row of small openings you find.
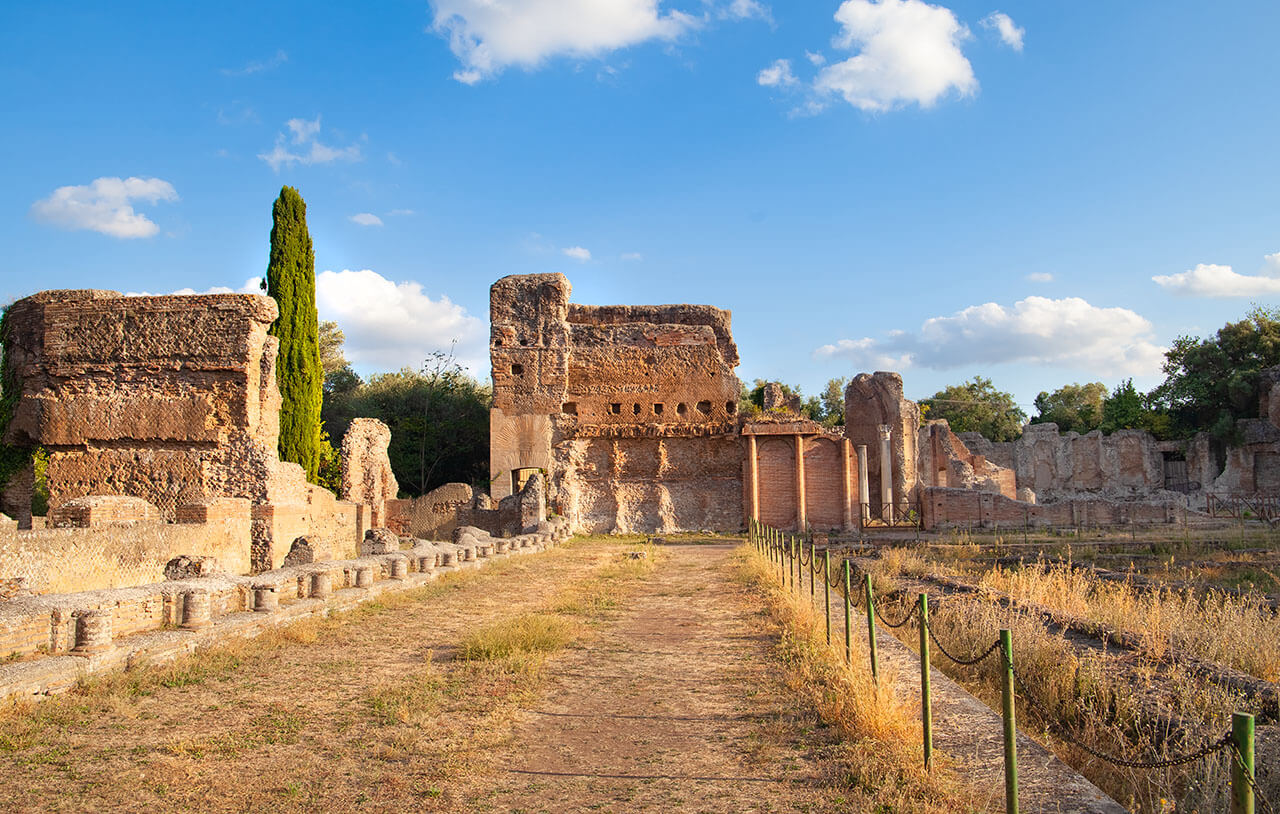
[561,401,738,417]
[493,337,531,347]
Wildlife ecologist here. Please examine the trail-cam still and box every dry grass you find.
[977,559,1280,680]
[739,546,981,813]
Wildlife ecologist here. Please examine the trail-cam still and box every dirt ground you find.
[0,540,859,813]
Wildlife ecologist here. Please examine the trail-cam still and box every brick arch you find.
[804,437,844,530]
[756,437,796,530]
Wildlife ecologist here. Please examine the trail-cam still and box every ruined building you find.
[488,273,861,534]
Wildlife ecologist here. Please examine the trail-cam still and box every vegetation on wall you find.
[265,186,323,482]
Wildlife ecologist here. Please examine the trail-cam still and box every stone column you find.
[747,434,760,525]
[794,434,807,532]
[355,566,374,588]
[71,609,112,654]
[857,444,870,527]
[878,425,894,525]
[181,589,212,631]
[390,558,408,580]
[310,571,332,600]
[253,584,279,612]
[841,439,854,531]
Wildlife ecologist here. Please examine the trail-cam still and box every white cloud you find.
[387,208,416,217]
[981,11,1024,51]
[816,296,1166,375]
[350,213,384,227]
[562,246,592,261]
[30,176,178,239]
[258,116,362,172]
[1153,254,1280,297]
[805,50,826,66]
[429,0,697,83]
[315,269,486,374]
[812,0,977,112]
[221,50,288,77]
[621,252,643,261]
[723,0,771,22]
[124,277,263,297]
[757,58,797,87]
[1026,272,1053,283]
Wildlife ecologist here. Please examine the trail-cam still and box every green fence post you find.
[1232,711,1255,814]
[843,559,852,664]
[919,593,933,770]
[809,540,815,600]
[823,549,831,645]
[1000,629,1019,814]
[865,573,879,683]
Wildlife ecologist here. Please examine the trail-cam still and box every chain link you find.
[1009,660,1233,770]
[926,623,1001,666]
[1230,743,1276,814]
[874,601,917,629]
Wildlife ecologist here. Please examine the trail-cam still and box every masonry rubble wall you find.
[0,290,363,572]
[0,497,253,595]
[918,420,1017,499]
[0,517,571,701]
[844,372,919,510]
[921,486,1204,530]
[489,274,745,533]
[340,417,398,528]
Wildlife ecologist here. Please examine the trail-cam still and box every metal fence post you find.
[1000,629,1019,814]
[864,573,879,683]
[1232,711,1255,814]
[843,559,852,664]
[919,593,933,770]
[809,540,815,600]
[823,549,831,645]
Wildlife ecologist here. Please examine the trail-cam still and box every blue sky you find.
[3,1,1278,412]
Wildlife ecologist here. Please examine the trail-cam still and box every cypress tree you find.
[265,186,323,480]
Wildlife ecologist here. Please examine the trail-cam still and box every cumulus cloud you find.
[757,58,797,87]
[30,176,178,239]
[350,213,384,227]
[805,50,826,65]
[258,116,362,172]
[315,269,486,374]
[221,49,288,77]
[562,246,592,261]
[722,0,771,22]
[429,0,697,83]
[815,296,1166,375]
[813,0,977,112]
[1153,254,1280,297]
[124,278,263,297]
[1026,272,1053,283]
[981,11,1024,51]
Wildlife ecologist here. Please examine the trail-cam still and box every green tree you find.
[321,351,491,496]
[1099,379,1144,433]
[820,377,848,427]
[266,186,323,481]
[1150,306,1280,440]
[922,377,1027,441]
[1031,382,1106,434]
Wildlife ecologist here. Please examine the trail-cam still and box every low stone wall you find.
[921,486,1208,530]
[0,498,255,595]
[0,517,572,703]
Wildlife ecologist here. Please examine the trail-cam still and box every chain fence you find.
[747,519,1270,814]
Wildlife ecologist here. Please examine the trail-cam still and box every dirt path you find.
[464,543,852,813]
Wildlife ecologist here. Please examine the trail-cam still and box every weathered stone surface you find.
[361,527,400,556]
[489,274,744,533]
[50,496,161,528]
[340,418,398,528]
[845,372,919,510]
[0,290,362,571]
[398,482,473,541]
[163,555,223,581]
[918,421,1017,499]
[282,535,319,566]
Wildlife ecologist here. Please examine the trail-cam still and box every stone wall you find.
[921,486,1204,530]
[743,418,857,532]
[0,290,361,571]
[918,421,1017,499]
[489,274,745,533]
[0,496,253,595]
[845,372,919,510]
[340,417,398,528]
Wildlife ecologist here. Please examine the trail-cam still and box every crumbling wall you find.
[921,486,1198,530]
[394,482,473,540]
[489,274,744,533]
[0,496,252,594]
[340,417,398,528]
[1004,423,1164,500]
[844,372,919,509]
[0,289,359,570]
[919,420,1017,499]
